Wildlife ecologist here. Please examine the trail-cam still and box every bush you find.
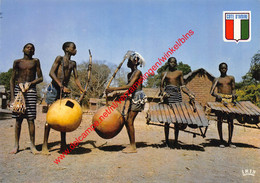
[236,84,260,107]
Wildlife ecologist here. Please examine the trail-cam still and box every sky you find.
[0,0,259,83]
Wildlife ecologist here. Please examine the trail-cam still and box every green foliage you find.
[250,50,260,81]
[177,62,192,75]
[146,61,191,88]
[238,50,260,87]
[235,51,260,107]
[0,68,13,92]
[145,74,161,88]
[236,84,260,107]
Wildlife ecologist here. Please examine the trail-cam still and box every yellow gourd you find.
[47,99,82,132]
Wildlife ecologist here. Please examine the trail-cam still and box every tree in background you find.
[236,51,260,107]
[250,50,260,81]
[69,61,111,106]
[146,61,191,88]
[0,68,13,93]
[236,84,259,107]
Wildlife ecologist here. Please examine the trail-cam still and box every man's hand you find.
[189,93,195,100]
[62,86,71,93]
[216,94,222,102]
[9,100,14,109]
[232,94,238,101]
[24,82,31,92]
[106,88,114,94]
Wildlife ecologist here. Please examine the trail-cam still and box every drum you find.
[92,106,125,139]
[47,99,83,132]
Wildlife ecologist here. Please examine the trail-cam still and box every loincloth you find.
[218,93,232,103]
[12,85,37,120]
[164,85,182,104]
[129,90,147,112]
[45,83,60,105]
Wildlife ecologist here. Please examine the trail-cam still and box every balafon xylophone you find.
[146,102,209,137]
[206,101,260,125]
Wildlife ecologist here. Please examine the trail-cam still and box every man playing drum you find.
[106,52,147,153]
[42,42,85,154]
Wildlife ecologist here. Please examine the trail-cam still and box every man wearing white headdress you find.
[106,51,147,153]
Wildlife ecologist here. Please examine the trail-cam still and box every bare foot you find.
[229,144,236,148]
[41,148,51,155]
[10,147,19,154]
[122,145,137,153]
[30,146,40,155]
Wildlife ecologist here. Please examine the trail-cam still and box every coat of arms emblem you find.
[223,11,251,43]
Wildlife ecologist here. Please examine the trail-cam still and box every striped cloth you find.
[164,85,182,104]
[12,85,37,120]
[217,93,233,103]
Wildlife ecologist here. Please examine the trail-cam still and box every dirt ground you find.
[0,105,259,183]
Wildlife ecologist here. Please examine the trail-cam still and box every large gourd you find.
[47,99,82,132]
[92,106,124,139]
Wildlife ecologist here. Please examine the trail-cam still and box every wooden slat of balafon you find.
[237,102,254,116]
[195,103,209,127]
[167,103,176,123]
[212,102,227,113]
[150,104,156,122]
[181,102,193,125]
[207,102,219,111]
[184,102,197,125]
[175,103,188,124]
[245,101,260,114]
[149,104,155,122]
[231,103,246,114]
[220,102,234,113]
[208,102,225,113]
[243,101,260,115]
[156,104,164,123]
[234,102,251,116]
[153,104,160,123]
[241,101,259,116]
[190,103,203,126]
[239,102,255,116]
[159,104,167,123]
[225,103,234,114]
[223,103,236,114]
[170,104,183,124]
[162,104,173,124]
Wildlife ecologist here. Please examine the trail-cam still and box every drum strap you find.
[121,96,128,117]
[60,57,65,101]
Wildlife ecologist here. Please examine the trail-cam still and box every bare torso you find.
[128,69,142,91]
[216,76,235,94]
[52,56,76,87]
[14,59,39,84]
[163,70,183,86]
